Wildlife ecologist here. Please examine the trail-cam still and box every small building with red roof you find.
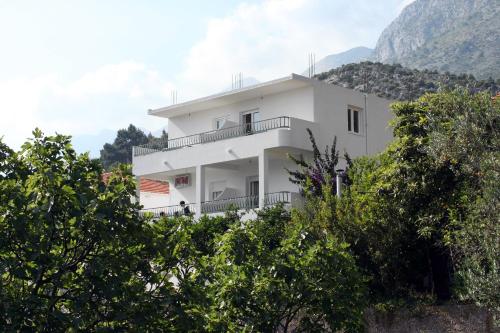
[102,172,169,209]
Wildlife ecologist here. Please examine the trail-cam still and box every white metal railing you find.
[133,116,291,156]
[139,203,196,218]
[139,192,293,218]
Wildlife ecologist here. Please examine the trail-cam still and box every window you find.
[347,109,352,132]
[212,191,223,200]
[209,181,226,201]
[214,117,226,130]
[241,110,261,133]
[347,107,362,134]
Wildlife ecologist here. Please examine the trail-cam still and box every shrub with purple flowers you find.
[287,128,351,197]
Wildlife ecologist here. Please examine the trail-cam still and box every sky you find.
[0,0,414,156]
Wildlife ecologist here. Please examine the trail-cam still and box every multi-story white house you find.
[133,74,393,218]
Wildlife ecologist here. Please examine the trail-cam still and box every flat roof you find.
[148,73,315,118]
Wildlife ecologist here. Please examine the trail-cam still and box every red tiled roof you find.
[140,178,169,194]
[102,173,169,194]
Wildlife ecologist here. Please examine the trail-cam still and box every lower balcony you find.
[140,191,296,218]
[139,202,197,218]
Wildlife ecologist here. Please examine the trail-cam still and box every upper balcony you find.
[134,116,291,157]
[133,115,317,176]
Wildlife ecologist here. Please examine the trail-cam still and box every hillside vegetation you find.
[317,62,499,101]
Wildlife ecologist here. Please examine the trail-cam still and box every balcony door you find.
[247,176,259,208]
[241,110,260,134]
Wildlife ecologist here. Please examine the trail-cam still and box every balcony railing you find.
[264,191,291,206]
[133,116,291,156]
[201,191,292,214]
[139,203,196,218]
[201,194,259,214]
[139,192,293,217]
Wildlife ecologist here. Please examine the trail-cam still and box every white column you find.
[258,150,269,209]
[195,165,205,218]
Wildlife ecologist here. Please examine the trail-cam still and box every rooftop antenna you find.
[231,72,243,90]
[308,53,316,78]
[171,90,178,104]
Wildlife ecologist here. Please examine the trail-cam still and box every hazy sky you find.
[0,0,414,155]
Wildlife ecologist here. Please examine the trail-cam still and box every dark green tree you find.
[334,89,499,307]
[206,206,366,332]
[100,124,149,169]
[0,130,173,331]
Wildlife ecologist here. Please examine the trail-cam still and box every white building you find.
[133,74,393,218]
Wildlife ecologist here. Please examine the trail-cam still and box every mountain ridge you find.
[371,0,500,79]
[316,62,499,101]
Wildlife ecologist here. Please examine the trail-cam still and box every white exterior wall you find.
[312,82,393,168]
[168,86,314,138]
[139,192,170,209]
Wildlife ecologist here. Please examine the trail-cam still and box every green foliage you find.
[332,89,499,312]
[287,128,349,197]
[0,130,173,331]
[1,131,366,331]
[422,90,500,318]
[207,206,366,332]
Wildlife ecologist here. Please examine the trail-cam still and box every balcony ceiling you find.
[148,73,314,118]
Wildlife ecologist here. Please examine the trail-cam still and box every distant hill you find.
[303,47,373,75]
[316,62,499,101]
[372,0,500,79]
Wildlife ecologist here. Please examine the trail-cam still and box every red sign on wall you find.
[174,174,191,188]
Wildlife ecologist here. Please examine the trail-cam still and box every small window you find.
[209,180,226,201]
[347,109,352,132]
[214,117,226,130]
[347,107,362,134]
[353,110,359,133]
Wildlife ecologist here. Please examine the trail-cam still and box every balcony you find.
[140,191,293,217]
[139,202,197,218]
[133,116,291,157]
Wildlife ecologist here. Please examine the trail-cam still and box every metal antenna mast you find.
[171,90,178,104]
[308,53,316,78]
[232,72,243,89]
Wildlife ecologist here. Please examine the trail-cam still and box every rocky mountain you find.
[372,0,500,79]
[317,62,499,101]
[304,47,373,75]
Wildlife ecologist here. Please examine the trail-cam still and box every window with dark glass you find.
[353,109,359,133]
[347,107,362,134]
[347,108,352,132]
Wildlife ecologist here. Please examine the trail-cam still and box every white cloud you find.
[0,62,174,150]
[178,0,352,99]
[54,62,146,99]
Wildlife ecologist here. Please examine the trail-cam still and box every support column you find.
[195,165,205,218]
[258,150,269,209]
